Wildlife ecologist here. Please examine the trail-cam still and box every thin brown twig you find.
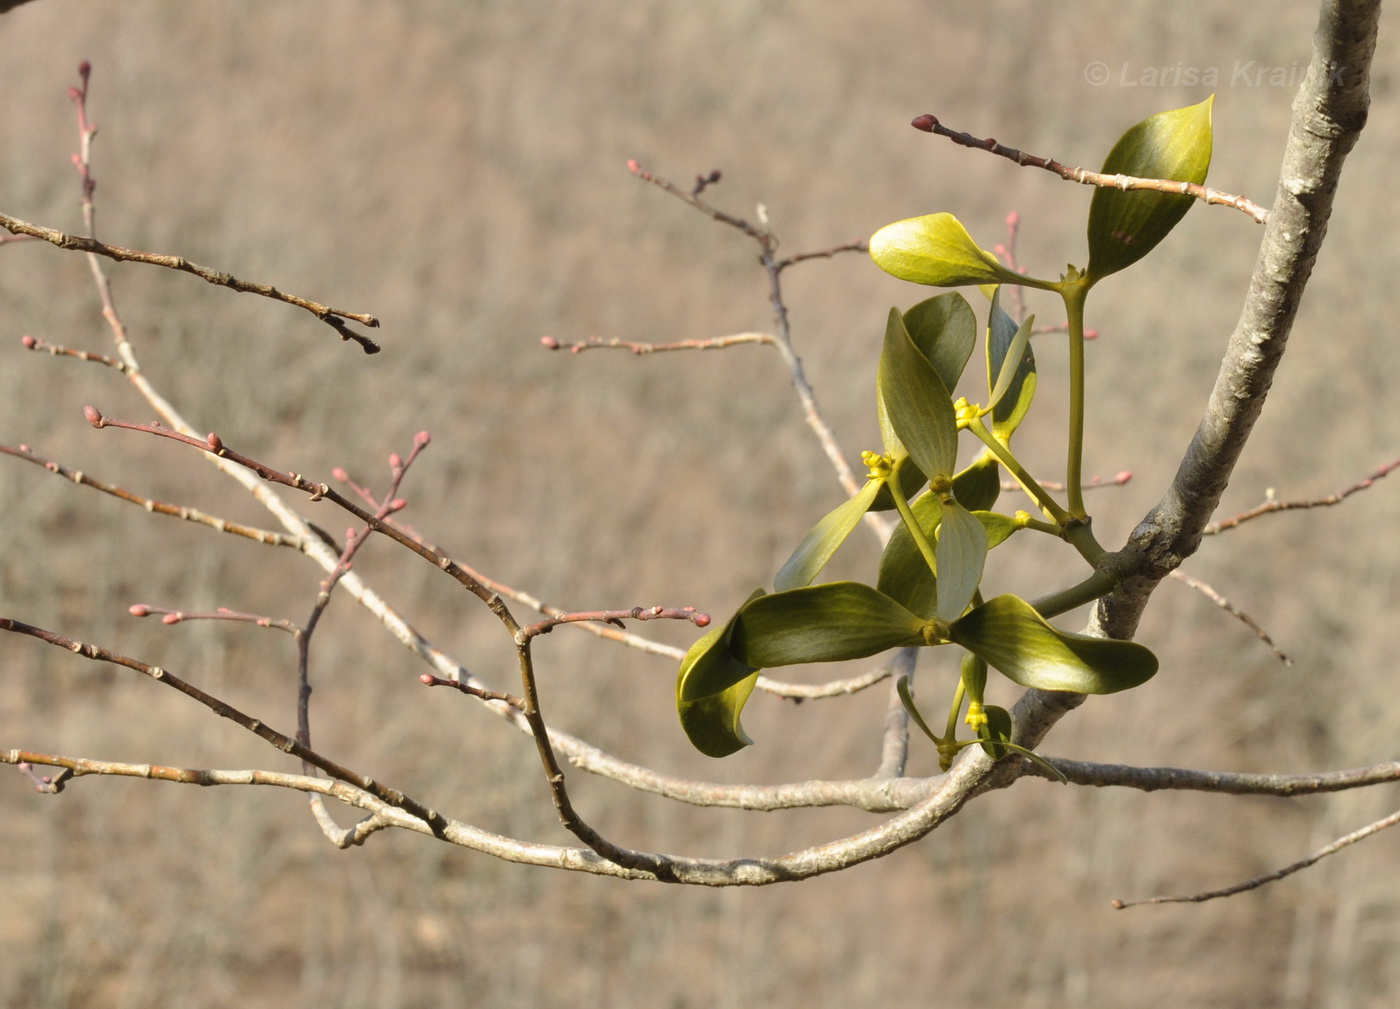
[522,606,710,641]
[1205,455,1400,534]
[774,241,869,272]
[1169,569,1292,664]
[1112,806,1400,908]
[0,618,451,836]
[7,65,379,352]
[912,113,1271,224]
[21,333,126,370]
[0,440,305,548]
[0,213,382,352]
[1003,471,1131,493]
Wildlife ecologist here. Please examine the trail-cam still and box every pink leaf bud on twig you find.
[21,335,36,349]
[83,405,104,427]
[206,432,223,451]
[540,335,561,350]
[129,604,152,617]
[415,431,431,447]
[332,468,349,482]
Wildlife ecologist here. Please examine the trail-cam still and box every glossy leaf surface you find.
[951,594,1158,693]
[951,452,1001,513]
[902,292,977,393]
[934,500,988,623]
[676,591,765,757]
[1086,96,1214,283]
[734,582,927,668]
[978,705,1014,760]
[986,289,1037,440]
[774,480,882,592]
[879,308,958,480]
[876,491,942,618]
[871,214,1046,289]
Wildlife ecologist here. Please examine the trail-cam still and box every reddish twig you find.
[1168,570,1291,664]
[1205,456,1400,534]
[1004,471,1131,493]
[0,439,304,547]
[420,673,526,711]
[21,333,126,370]
[0,62,381,354]
[912,113,1270,224]
[0,213,382,352]
[521,606,710,642]
[0,618,450,835]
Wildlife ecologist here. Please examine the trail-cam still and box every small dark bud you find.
[911,115,938,132]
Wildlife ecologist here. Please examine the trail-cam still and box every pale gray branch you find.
[1022,757,1400,797]
[1096,0,1381,641]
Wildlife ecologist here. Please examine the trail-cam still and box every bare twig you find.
[1113,807,1400,908]
[1205,455,1400,534]
[1169,569,1292,664]
[541,332,775,354]
[624,159,893,534]
[0,619,451,836]
[0,440,305,548]
[1022,757,1400,797]
[912,114,1270,224]
[521,606,710,641]
[0,213,381,351]
[3,64,380,353]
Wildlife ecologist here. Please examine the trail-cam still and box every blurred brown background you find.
[2,2,1398,1006]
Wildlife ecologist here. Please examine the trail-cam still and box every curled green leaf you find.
[986,288,1037,441]
[951,451,1001,512]
[734,582,927,668]
[902,292,977,392]
[676,589,765,757]
[978,704,1014,761]
[1086,96,1214,283]
[950,594,1158,694]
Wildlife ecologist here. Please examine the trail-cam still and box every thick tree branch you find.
[1096,0,1381,641]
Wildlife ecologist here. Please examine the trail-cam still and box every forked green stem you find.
[965,416,1072,526]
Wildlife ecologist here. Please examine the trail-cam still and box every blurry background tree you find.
[1,1,1397,1007]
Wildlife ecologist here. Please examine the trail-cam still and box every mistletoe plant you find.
[677,97,1214,762]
